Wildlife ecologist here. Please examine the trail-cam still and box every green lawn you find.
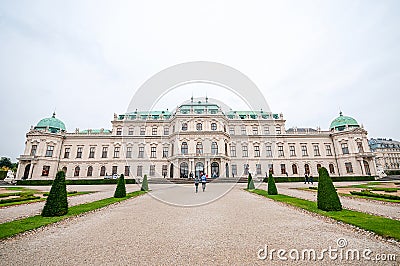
[0,190,146,239]
[247,189,400,241]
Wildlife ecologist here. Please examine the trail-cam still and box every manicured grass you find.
[247,189,400,241]
[0,190,146,239]
[340,193,400,203]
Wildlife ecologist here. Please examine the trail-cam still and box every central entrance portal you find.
[195,162,204,178]
[211,162,219,177]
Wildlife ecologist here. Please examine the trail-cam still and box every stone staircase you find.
[147,177,249,184]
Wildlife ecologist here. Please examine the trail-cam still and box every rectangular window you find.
[124,166,130,176]
[230,145,236,157]
[289,145,296,156]
[128,128,134,135]
[89,147,95,158]
[264,126,270,135]
[266,145,272,157]
[341,143,349,155]
[252,126,258,135]
[281,164,286,175]
[164,127,169,135]
[313,144,320,156]
[229,126,235,135]
[140,127,145,135]
[325,145,332,156]
[357,142,364,153]
[137,165,143,176]
[76,147,83,158]
[242,145,248,157]
[138,147,144,158]
[42,165,50,176]
[163,147,168,158]
[31,145,37,156]
[278,145,284,157]
[241,126,246,135]
[254,145,260,157]
[150,165,155,176]
[268,164,274,174]
[276,126,281,134]
[63,147,70,158]
[114,147,120,158]
[126,147,132,158]
[232,164,237,176]
[301,145,308,156]
[345,162,353,173]
[244,164,249,175]
[45,145,54,157]
[151,147,157,158]
[256,164,261,175]
[162,165,168,177]
[112,166,117,175]
[102,147,108,158]
[152,127,157,135]
[116,128,122,135]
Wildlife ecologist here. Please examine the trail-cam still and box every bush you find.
[267,173,278,195]
[350,190,400,200]
[114,174,127,198]
[16,179,137,186]
[0,170,6,180]
[141,175,149,191]
[385,170,400,176]
[317,167,342,211]
[262,175,375,183]
[247,173,255,190]
[41,171,68,217]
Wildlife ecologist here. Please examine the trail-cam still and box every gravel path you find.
[0,185,141,223]
[0,184,398,265]
[275,182,400,220]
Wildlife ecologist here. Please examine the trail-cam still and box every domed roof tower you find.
[329,112,359,132]
[34,112,66,133]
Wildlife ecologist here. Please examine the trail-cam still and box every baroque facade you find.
[16,98,377,180]
[368,138,400,173]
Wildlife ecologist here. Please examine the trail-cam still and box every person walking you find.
[194,174,200,193]
[309,175,313,185]
[201,172,207,192]
[304,174,308,184]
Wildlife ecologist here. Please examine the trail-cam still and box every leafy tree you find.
[114,174,127,198]
[141,174,149,191]
[42,170,68,217]
[317,167,342,211]
[0,157,13,169]
[247,173,255,190]
[267,173,278,195]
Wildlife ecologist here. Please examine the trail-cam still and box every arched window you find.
[87,166,93,177]
[211,142,218,155]
[211,123,217,130]
[292,164,298,175]
[180,162,189,178]
[100,166,106,176]
[74,166,80,177]
[62,166,67,174]
[304,164,310,175]
[196,142,203,154]
[196,123,202,131]
[329,163,335,174]
[181,142,188,154]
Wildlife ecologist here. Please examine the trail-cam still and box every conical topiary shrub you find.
[141,174,148,191]
[317,167,342,211]
[247,173,255,190]
[42,170,68,217]
[114,174,126,198]
[267,173,278,195]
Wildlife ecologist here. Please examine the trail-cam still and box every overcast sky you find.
[1,0,399,161]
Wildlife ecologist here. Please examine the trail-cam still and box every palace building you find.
[16,97,377,180]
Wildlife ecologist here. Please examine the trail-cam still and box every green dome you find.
[35,112,66,133]
[330,112,359,131]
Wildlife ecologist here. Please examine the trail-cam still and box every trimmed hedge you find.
[317,167,342,211]
[350,190,400,200]
[0,196,41,204]
[247,173,255,190]
[16,178,137,186]
[385,170,400,176]
[267,173,278,195]
[114,174,127,198]
[141,175,149,191]
[41,171,68,217]
[262,175,375,183]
